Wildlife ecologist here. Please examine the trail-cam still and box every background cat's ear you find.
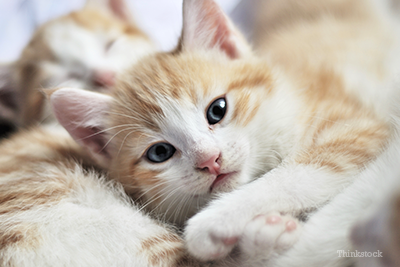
[179,0,252,59]
[48,88,114,168]
[85,0,132,22]
[0,63,19,131]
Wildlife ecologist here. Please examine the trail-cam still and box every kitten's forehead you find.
[110,52,275,148]
[113,52,274,117]
[111,53,223,130]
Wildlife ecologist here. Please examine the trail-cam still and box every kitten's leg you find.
[185,164,351,261]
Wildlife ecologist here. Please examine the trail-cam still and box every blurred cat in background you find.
[0,0,155,136]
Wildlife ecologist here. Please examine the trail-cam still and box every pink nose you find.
[198,152,221,175]
[92,70,115,87]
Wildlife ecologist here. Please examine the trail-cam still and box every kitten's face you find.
[107,52,277,222]
[51,0,288,225]
[21,8,154,92]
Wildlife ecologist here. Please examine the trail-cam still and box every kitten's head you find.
[50,0,284,224]
[0,0,155,129]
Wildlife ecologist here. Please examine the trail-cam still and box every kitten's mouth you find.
[210,172,236,192]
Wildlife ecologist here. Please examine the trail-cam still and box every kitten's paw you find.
[240,212,302,259]
[185,210,244,261]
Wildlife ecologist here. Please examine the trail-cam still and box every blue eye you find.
[207,97,227,125]
[146,143,176,163]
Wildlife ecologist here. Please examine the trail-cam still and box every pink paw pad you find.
[267,215,282,224]
[285,220,297,232]
[240,212,302,258]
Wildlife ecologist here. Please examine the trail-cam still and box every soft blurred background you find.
[0,0,256,62]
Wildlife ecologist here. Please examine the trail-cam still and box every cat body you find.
[0,0,155,131]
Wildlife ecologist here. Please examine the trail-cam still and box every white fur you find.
[46,0,400,265]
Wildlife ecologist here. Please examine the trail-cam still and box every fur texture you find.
[48,0,400,265]
[4,0,400,265]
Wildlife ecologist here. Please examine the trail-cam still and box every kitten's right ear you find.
[0,63,19,126]
[47,88,114,168]
[85,0,132,22]
[178,0,252,59]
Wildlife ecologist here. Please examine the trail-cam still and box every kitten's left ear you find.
[47,88,114,168]
[178,0,252,59]
[85,0,132,22]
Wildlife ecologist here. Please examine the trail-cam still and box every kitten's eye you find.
[207,97,227,125]
[146,143,176,163]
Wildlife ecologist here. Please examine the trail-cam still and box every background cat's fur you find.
[0,0,155,135]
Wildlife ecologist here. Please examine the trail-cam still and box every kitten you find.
[0,125,205,267]
[47,0,400,264]
[0,0,155,132]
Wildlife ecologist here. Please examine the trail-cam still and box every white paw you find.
[184,208,246,261]
[239,212,302,259]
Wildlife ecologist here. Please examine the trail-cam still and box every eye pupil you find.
[213,106,223,116]
[155,146,167,156]
[147,143,176,163]
[207,98,227,125]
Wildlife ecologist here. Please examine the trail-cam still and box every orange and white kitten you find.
[0,125,206,267]
[0,0,155,132]
[47,0,400,265]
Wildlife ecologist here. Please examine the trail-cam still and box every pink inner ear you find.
[73,126,110,157]
[50,88,114,165]
[211,12,239,59]
[182,0,249,59]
